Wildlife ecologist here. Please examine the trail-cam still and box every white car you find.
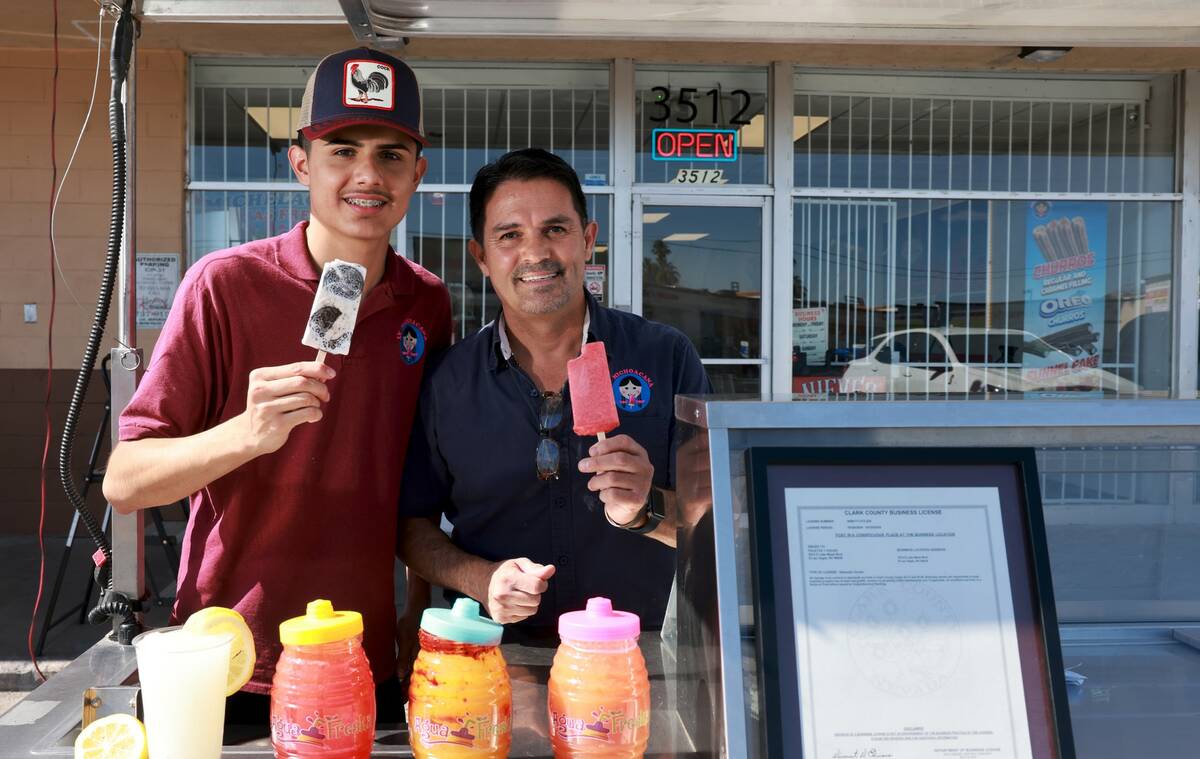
[840,327,1139,395]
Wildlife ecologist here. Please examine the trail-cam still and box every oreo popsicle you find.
[302,259,368,363]
[568,341,619,440]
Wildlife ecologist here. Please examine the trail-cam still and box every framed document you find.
[746,447,1075,759]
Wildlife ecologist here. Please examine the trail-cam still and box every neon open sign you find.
[651,128,739,162]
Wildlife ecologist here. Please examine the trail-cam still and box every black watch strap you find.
[625,488,666,534]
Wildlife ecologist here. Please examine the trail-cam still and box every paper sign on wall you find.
[792,307,829,365]
[585,264,606,300]
[136,253,180,329]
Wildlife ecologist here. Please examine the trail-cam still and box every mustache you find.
[512,262,563,280]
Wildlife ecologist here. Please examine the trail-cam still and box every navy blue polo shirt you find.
[399,292,711,633]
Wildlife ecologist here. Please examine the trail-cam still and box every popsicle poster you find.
[1021,201,1108,383]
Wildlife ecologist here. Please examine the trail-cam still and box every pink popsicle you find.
[568,342,620,438]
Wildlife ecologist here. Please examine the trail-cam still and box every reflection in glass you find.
[1039,446,1200,623]
[642,205,761,360]
[791,199,1174,397]
[190,191,309,263]
[704,364,760,396]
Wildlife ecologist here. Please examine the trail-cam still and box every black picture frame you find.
[745,446,1075,759]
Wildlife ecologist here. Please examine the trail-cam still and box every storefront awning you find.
[140,0,1200,46]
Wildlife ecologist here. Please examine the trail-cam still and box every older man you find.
[398,148,710,644]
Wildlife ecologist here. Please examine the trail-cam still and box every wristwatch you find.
[623,488,667,535]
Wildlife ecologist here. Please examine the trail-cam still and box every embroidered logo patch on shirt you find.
[343,60,394,111]
[397,320,427,365]
[612,370,652,413]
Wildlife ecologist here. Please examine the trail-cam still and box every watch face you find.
[623,490,665,534]
[648,489,667,519]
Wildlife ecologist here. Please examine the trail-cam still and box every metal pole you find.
[611,58,634,312]
[1174,71,1200,398]
[770,60,793,397]
[110,10,145,633]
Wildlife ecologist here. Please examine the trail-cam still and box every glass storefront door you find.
[633,197,770,394]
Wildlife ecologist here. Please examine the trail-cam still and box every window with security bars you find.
[417,64,610,185]
[792,74,1176,193]
[793,198,1174,396]
[789,73,1179,399]
[189,61,612,341]
[191,62,610,191]
[406,192,612,339]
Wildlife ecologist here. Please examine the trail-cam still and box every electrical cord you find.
[31,5,111,677]
[28,0,64,686]
[55,0,140,641]
[49,4,107,312]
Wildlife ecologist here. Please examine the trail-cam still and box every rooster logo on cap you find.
[348,63,389,104]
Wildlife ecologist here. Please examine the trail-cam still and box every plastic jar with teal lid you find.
[408,598,512,758]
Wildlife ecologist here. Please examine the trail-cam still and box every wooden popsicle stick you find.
[597,431,607,441]
[316,350,327,365]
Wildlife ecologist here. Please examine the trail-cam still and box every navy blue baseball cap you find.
[297,47,428,146]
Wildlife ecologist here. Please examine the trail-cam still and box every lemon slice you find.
[74,714,147,759]
[183,606,257,696]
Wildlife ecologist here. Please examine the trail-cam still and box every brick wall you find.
[0,47,185,534]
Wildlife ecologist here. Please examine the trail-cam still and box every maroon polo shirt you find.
[119,222,450,693]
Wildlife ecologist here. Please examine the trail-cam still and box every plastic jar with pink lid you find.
[546,597,650,757]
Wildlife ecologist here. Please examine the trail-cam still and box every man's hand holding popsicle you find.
[477,342,654,624]
[569,342,656,529]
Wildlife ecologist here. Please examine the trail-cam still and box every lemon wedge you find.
[74,714,147,759]
[183,606,257,696]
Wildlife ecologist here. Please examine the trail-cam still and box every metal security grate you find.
[189,61,614,340]
[192,85,300,184]
[407,193,612,340]
[190,63,612,187]
[793,199,1175,396]
[790,73,1178,399]
[792,75,1175,194]
[421,86,610,186]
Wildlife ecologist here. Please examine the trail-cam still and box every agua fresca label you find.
[271,710,372,745]
[411,713,510,749]
[551,703,649,744]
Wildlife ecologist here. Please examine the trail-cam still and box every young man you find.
[103,48,450,715]
[398,149,711,646]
